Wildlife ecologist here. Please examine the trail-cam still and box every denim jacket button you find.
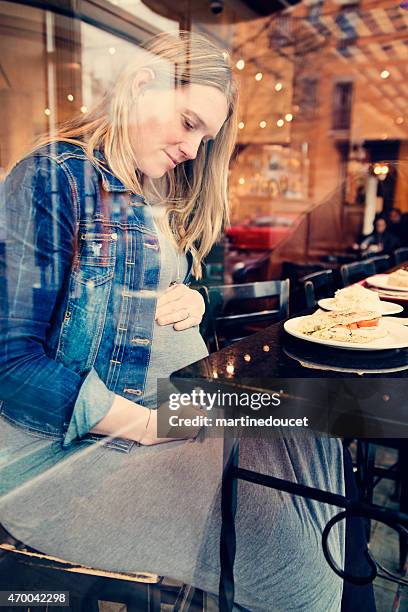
[124,388,143,396]
[130,337,150,345]
[111,232,118,240]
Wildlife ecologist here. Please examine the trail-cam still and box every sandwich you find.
[297,309,387,343]
[330,284,382,313]
[388,269,408,288]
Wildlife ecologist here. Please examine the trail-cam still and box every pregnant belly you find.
[143,324,209,405]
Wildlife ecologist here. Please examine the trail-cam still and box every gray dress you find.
[143,227,209,406]
[0,231,345,611]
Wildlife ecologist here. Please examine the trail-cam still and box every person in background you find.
[353,215,400,257]
[387,207,403,240]
[401,213,408,246]
[387,207,407,246]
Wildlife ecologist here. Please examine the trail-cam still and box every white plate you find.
[368,287,408,300]
[318,298,403,315]
[284,317,408,350]
[283,348,408,374]
[365,274,408,292]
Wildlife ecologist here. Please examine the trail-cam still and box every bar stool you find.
[354,439,408,572]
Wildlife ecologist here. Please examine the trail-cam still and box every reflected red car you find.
[225,214,298,251]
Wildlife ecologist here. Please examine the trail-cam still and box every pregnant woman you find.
[0,31,345,610]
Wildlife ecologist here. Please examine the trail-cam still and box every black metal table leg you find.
[219,437,239,612]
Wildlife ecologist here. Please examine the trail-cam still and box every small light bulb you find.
[277,119,284,127]
[238,177,245,185]
[381,133,388,140]
[396,117,404,125]
[80,105,87,113]
[67,94,74,102]
[226,363,235,375]
[255,72,263,81]
[259,120,267,128]
[44,108,51,116]
[285,113,293,122]
[244,354,251,362]
[275,82,283,91]
[380,69,390,79]
[238,121,245,129]
[109,47,116,55]
[236,59,245,70]
[263,345,270,352]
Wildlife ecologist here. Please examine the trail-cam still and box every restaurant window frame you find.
[4,0,160,45]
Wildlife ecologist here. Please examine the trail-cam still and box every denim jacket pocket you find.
[55,231,117,374]
[71,231,116,286]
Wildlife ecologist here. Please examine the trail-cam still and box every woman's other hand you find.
[155,283,205,330]
[139,401,204,445]
[90,394,203,446]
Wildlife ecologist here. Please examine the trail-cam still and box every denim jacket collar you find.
[93,150,147,203]
[92,149,193,276]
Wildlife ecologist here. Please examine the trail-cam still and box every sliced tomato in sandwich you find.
[343,318,380,330]
[356,318,380,328]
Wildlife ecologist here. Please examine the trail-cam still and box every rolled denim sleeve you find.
[63,368,115,446]
[0,154,114,443]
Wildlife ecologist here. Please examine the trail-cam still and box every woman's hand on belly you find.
[155,284,205,331]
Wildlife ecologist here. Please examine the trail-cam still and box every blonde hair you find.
[31,31,239,278]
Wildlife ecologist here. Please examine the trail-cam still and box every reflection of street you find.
[225,213,298,251]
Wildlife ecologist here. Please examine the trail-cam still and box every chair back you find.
[206,279,290,350]
[194,285,217,352]
[201,241,225,285]
[232,251,272,284]
[365,255,391,274]
[340,260,376,287]
[394,247,408,265]
[300,269,335,308]
[202,262,224,284]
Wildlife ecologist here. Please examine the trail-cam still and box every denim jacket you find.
[0,142,192,447]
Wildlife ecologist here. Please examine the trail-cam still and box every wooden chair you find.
[364,255,391,274]
[206,279,290,351]
[340,260,376,287]
[394,247,408,265]
[300,269,336,309]
[0,524,201,611]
